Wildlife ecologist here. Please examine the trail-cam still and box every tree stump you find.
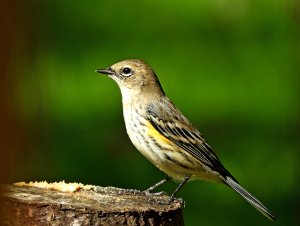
[0,182,184,226]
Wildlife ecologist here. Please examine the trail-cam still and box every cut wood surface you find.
[0,182,184,226]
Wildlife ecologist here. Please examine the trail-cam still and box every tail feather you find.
[224,176,277,222]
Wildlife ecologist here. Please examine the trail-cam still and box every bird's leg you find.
[144,177,171,195]
[170,175,190,201]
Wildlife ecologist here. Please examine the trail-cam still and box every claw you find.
[143,190,168,196]
[152,191,169,196]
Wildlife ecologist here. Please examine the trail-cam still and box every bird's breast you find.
[122,104,200,181]
[122,104,172,163]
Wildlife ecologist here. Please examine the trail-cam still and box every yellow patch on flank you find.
[145,121,173,145]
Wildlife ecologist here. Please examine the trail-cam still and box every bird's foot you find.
[143,189,169,196]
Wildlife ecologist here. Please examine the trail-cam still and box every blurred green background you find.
[1,0,299,225]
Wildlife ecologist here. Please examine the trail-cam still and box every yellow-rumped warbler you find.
[96,59,277,221]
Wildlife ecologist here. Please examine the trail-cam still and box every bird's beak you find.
[95,68,114,75]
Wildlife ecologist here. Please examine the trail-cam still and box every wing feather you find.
[146,101,235,179]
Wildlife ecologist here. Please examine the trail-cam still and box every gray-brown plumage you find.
[96,59,277,222]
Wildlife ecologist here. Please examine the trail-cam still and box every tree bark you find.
[0,183,184,226]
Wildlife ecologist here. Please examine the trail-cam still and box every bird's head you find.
[96,59,164,96]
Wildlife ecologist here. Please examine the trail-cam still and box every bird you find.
[96,59,277,222]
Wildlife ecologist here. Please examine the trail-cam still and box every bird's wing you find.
[146,100,234,179]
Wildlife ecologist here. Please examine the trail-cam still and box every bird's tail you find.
[224,176,277,222]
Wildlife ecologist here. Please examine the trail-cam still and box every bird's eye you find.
[122,67,132,77]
